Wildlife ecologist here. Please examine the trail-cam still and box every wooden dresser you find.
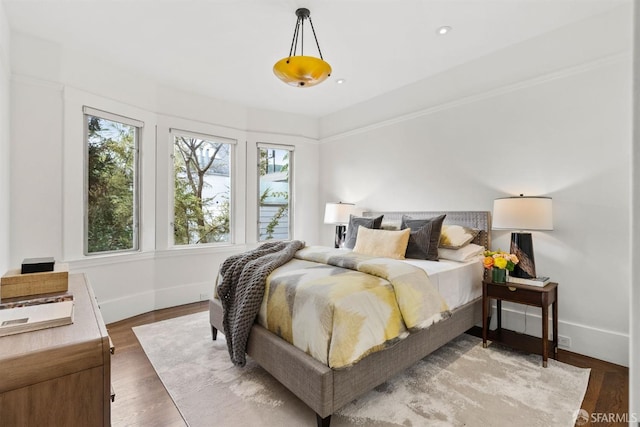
[0,273,112,426]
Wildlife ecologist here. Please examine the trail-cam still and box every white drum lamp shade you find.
[492,196,553,279]
[492,196,553,231]
[324,202,355,225]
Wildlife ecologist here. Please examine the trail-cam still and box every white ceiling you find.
[3,0,627,118]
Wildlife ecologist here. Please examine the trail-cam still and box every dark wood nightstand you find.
[482,280,558,367]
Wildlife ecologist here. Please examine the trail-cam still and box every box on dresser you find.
[0,263,69,300]
[21,257,55,274]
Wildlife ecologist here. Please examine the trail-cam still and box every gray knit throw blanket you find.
[218,240,305,366]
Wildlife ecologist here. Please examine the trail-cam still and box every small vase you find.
[492,267,506,283]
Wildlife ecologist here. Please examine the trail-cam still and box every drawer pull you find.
[508,286,517,292]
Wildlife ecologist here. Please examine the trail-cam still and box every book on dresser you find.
[0,293,74,337]
[507,276,551,287]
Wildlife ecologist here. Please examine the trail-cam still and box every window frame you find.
[83,106,142,256]
[257,143,294,242]
[169,128,237,247]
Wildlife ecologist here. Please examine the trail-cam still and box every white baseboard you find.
[489,303,628,367]
[155,281,213,310]
[99,281,213,325]
[99,291,156,325]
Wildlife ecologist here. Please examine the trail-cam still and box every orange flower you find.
[483,256,494,269]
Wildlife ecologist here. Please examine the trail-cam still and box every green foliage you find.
[259,187,283,240]
[263,203,288,240]
[173,136,230,244]
[86,116,136,253]
[258,147,290,241]
[86,129,289,249]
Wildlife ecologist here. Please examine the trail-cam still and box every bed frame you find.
[209,211,490,427]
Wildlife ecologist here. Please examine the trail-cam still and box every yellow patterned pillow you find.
[352,226,411,260]
[439,225,480,249]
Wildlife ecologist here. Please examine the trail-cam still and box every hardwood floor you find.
[557,348,629,426]
[108,301,208,427]
[107,303,629,427]
[467,326,630,427]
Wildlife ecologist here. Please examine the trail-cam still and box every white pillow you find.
[439,224,480,249]
[438,243,485,262]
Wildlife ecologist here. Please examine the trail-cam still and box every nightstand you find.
[482,280,558,367]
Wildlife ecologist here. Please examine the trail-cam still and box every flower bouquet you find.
[483,250,519,283]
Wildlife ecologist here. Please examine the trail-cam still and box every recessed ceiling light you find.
[437,26,452,36]
[336,79,346,85]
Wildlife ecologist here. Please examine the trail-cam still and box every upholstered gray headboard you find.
[362,211,491,249]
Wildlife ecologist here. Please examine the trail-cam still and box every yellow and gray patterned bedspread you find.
[256,246,450,369]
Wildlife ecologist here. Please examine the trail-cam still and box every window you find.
[258,144,293,241]
[84,107,141,254]
[172,130,234,245]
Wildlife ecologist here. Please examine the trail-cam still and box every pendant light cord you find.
[287,16,301,58]
[308,17,324,60]
[286,14,324,60]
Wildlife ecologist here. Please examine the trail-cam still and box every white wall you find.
[319,7,632,366]
[0,1,10,275]
[631,0,639,417]
[9,32,320,323]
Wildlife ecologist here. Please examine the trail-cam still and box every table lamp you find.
[492,195,553,279]
[324,202,356,248]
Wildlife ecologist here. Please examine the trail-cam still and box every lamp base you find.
[510,232,536,279]
[334,225,347,248]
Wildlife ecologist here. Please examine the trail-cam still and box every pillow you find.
[438,243,485,262]
[352,226,411,260]
[380,220,401,231]
[401,214,446,260]
[439,225,480,249]
[344,215,383,249]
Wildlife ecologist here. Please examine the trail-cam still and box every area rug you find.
[133,312,590,427]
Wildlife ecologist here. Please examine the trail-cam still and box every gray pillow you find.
[401,214,446,260]
[344,215,383,249]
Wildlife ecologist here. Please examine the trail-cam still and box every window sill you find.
[66,244,250,268]
[154,244,249,259]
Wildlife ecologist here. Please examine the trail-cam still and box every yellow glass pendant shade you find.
[273,8,331,88]
[273,56,332,87]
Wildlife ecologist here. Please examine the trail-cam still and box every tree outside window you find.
[259,146,291,241]
[85,114,139,254]
[173,134,232,245]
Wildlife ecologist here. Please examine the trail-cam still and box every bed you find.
[209,210,490,427]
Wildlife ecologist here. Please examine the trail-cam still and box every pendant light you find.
[273,8,332,88]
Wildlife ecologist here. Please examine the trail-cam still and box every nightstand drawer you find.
[487,283,541,305]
